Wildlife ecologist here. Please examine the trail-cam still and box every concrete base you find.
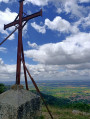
[0,85,41,119]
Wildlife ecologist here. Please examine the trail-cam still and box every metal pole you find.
[21,41,29,90]
[16,1,23,85]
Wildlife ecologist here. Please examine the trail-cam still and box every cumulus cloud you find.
[65,63,90,70]
[24,0,48,6]
[52,0,89,17]
[75,14,90,29]
[31,16,79,34]
[0,8,17,40]
[0,58,59,81]
[0,58,90,81]
[31,13,90,34]
[24,32,90,65]
[63,0,84,17]
[0,58,16,81]
[27,41,38,48]
[0,8,28,41]
[0,58,22,81]
[24,0,89,17]
[31,22,46,34]
[45,16,79,34]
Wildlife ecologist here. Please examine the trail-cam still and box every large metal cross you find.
[1,1,54,118]
[4,0,42,89]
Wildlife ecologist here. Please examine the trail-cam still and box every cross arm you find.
[23,9,42,22]
[4,9,42,30]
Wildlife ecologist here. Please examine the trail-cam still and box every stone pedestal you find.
[0,85,41,119]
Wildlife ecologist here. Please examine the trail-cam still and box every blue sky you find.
[0,0,90,82]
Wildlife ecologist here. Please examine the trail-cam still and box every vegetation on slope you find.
[0,83,90,119]
[41,106,90,119]
[31,90,90,113]
[0,83,6,94]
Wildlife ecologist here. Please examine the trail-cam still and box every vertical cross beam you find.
[16,1,23,85]
[3,1,42,87]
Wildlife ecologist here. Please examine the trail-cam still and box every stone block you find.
[0,85,41,119]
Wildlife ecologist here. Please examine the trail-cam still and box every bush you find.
[0,83,6,94]
[69,102,90,112]
[39,116,45,119]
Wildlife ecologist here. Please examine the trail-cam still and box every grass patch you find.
[41,106,90,119]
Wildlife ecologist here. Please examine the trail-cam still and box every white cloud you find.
[24,64,90,80]
[79,0,90,3]
[65,63,90,70]
[0,0,9,3]
[31,14,90,34]
[27,41,38,48]
[25,32,90,65]
[51,0,89,17]
[0,58,59,81]
[31,16,79,34]
[45,16,79,34]
[0,8,17,40]
[56,8,62,14]
[0,0,16,3]
[75,14,90,29]
[63,0,84,17]
[24,0,89,18]
[0,57,90,81]
[0,61,16,81]
[22,22,28,37]
[0,8,27,41]
[0,58,4,65]
[31,22,46,34]
[0,47,7,52]
[24,0,48,6]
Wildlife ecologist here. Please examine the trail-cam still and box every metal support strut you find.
[21,59,54,119]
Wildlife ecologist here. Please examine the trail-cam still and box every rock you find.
[72,110,90,116]
[72,110,81,115]
[0,85,41,119]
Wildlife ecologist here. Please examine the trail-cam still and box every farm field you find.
[28,80,90,99]
[28,80,90,119]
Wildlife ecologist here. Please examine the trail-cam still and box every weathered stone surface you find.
[0,85,41,119]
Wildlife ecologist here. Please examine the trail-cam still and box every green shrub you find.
[0,83,6,94]
[38,115,45,119]
[69,102,90,112]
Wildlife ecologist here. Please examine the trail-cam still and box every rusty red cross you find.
[4,0,42,89]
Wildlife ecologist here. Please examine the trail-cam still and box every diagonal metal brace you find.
[21,59,54,119]
[4,9,42,30]
[0,20,28,46]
